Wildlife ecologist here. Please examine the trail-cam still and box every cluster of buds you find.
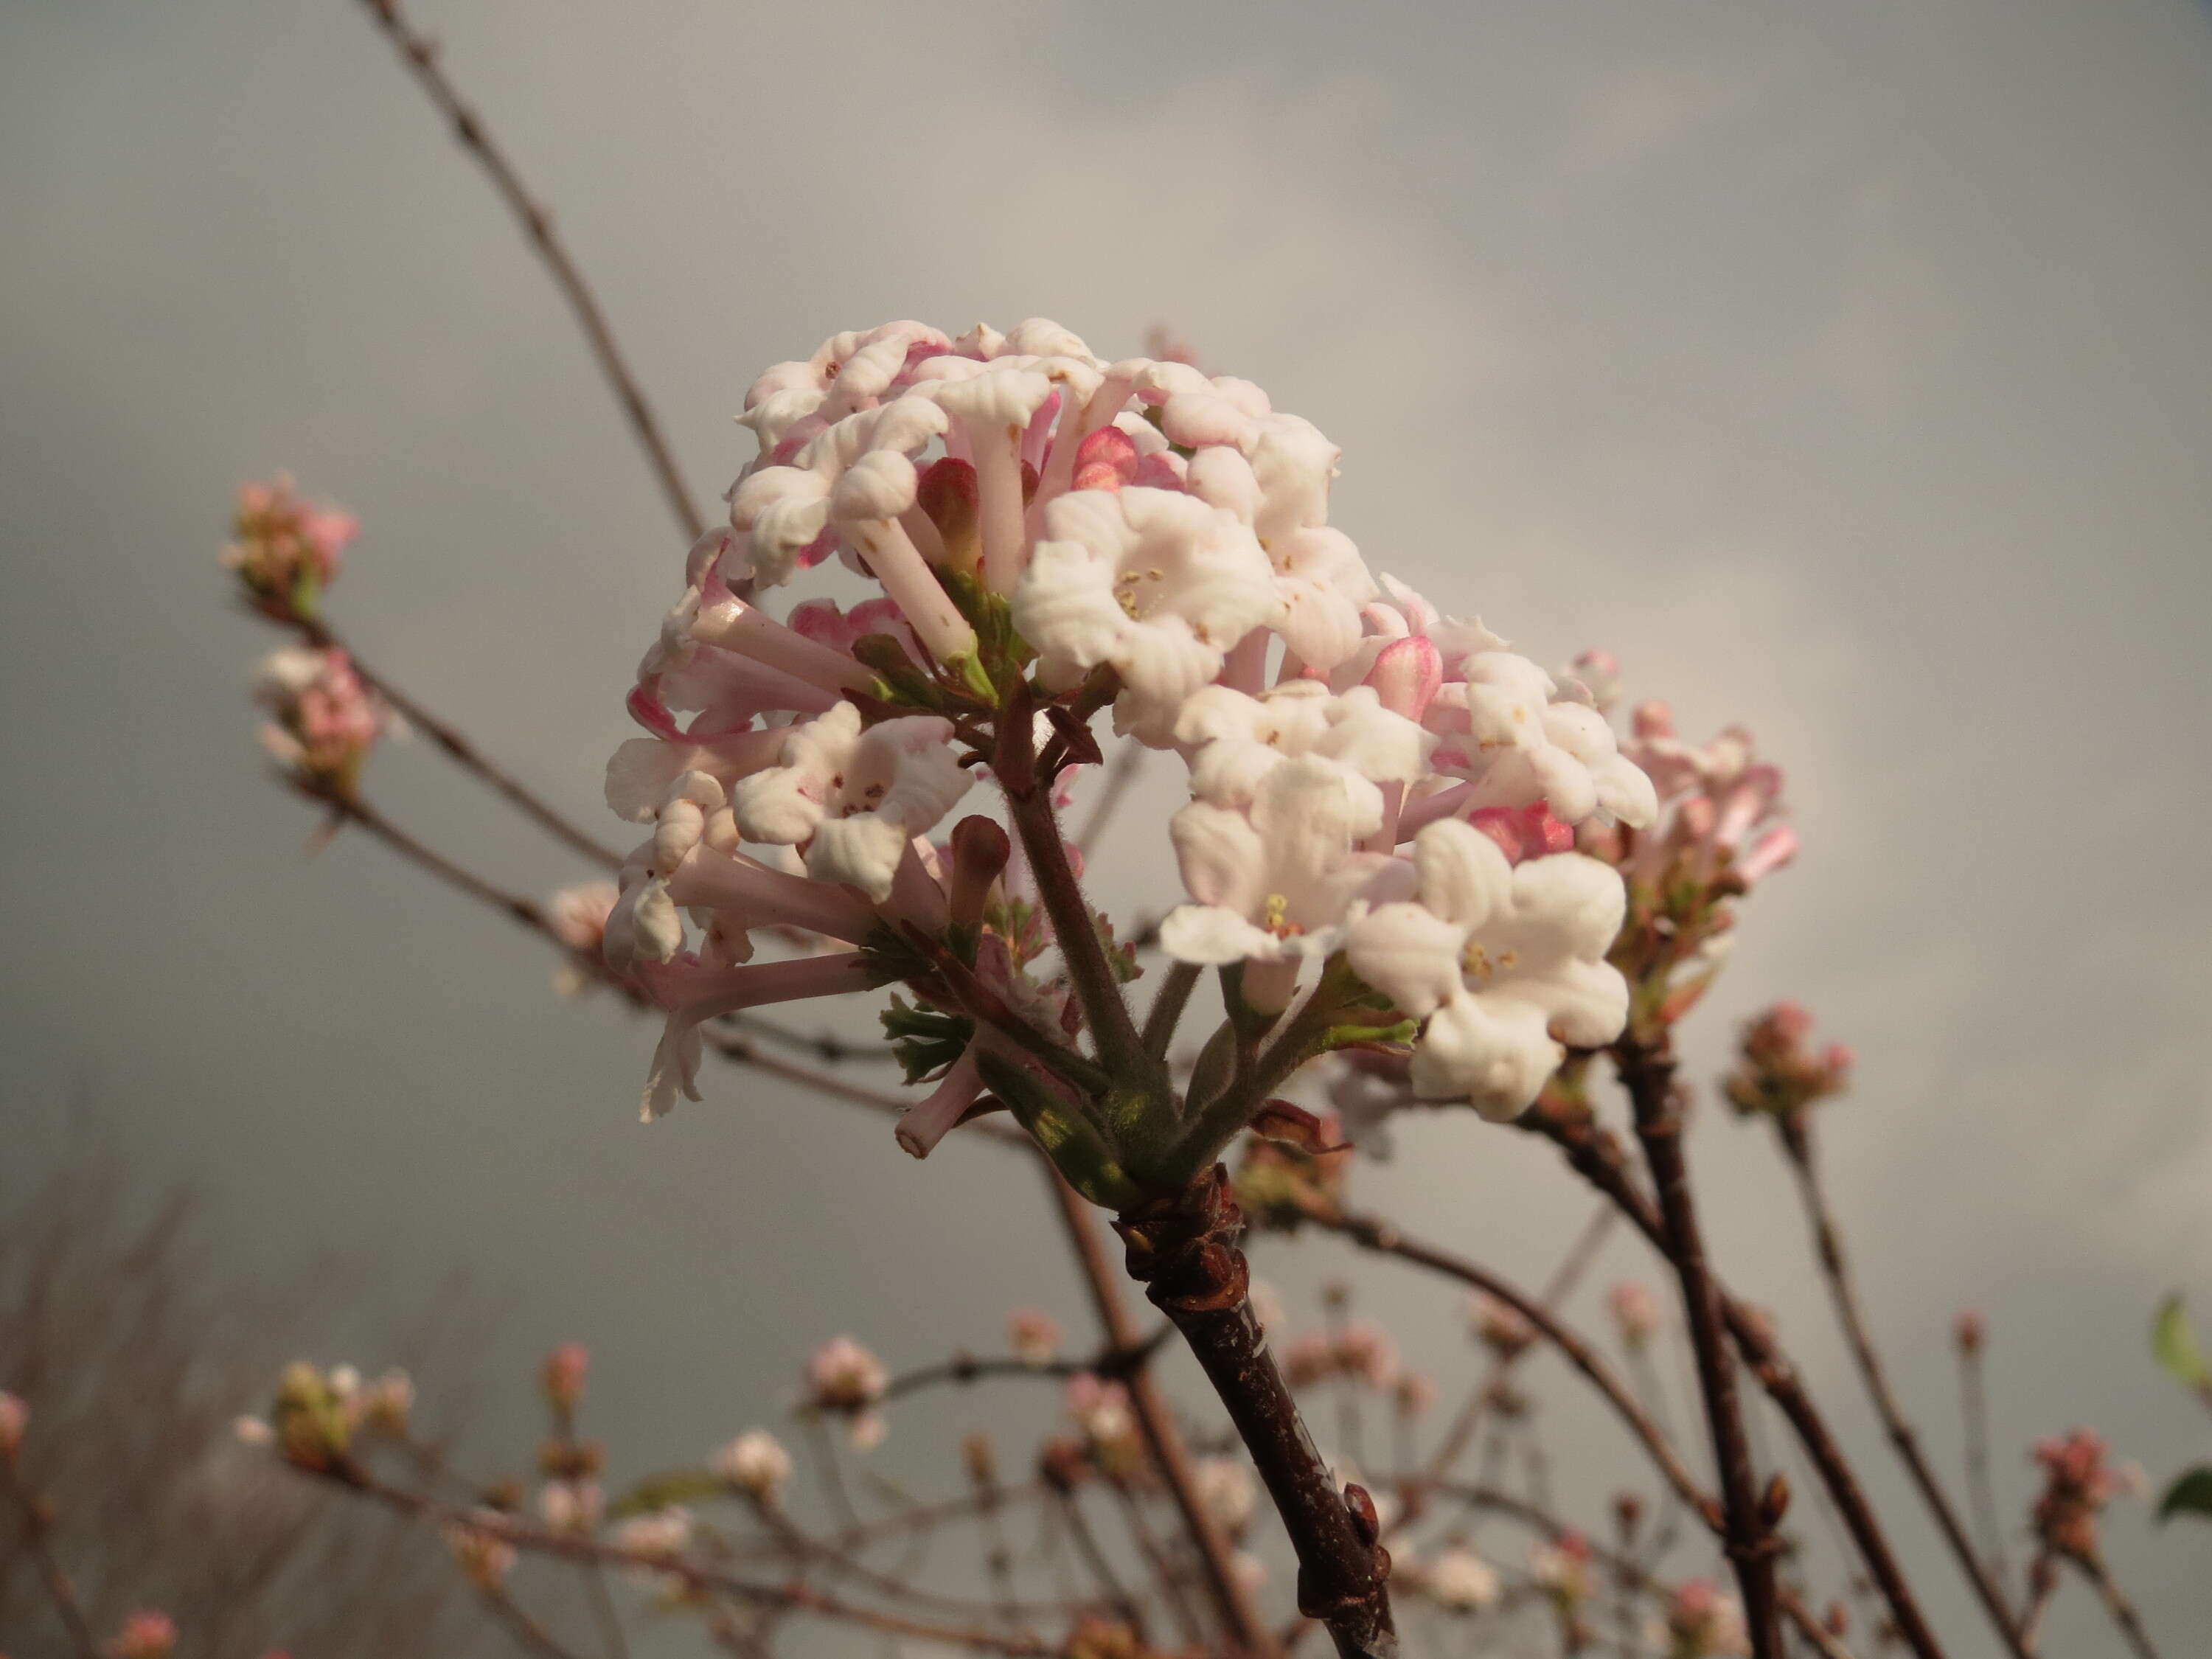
[804,1335,889,1449]
[1281,1319,1400,1392]
[103,1610,179,1659]
[1720,1002,1853,1121]
[711,1427,795,1503]
[599,316,1658,1166]
[1660,1579,1751,1658]
[223,475,358,623]
[240,1361,382,1471]
[253,646,394,799]
[1566,664,1795,1038]
[2030,1427,2130,1561]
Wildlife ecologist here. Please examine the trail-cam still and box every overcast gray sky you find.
[4,0,2211,1649]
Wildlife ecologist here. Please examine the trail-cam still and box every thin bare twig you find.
[0,1452,100,1659]
[1777,1113,2028,1657]
[358,0,708,545]
[303,617,623,870]
[1615,1040,1781,1658]
[1417,1198,1615,1485]
[1308,1200,1712,1526]
[1525,1107,1947,1659]
[1958,1335,2010,1599]
[2072,1553,2164,1659]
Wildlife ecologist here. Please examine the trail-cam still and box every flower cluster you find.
[254,646,394,797]
[2031,1427,2129,1560]
[804,1335,889,1448]
[1721,1001,1854,1120]
[605,318,1655,1152]
[1569,670,1795,1034]
[223,475,358,623]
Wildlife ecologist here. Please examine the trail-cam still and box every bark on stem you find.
[1114,1168,1397,1659]
[358,0,708,546]
[1614,1039,1784,1659]
[1042,1167,1281,1659]
[1778,1113,2030,1658]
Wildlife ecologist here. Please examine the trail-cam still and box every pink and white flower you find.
[1345,820,1628,1119]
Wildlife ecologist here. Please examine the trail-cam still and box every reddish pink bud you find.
[0,1391,26,1455]
[541,1343,589,1413]
[105,1610,178,1659]
[1366,635,1442,720]
[947,815,1012,930]
[1631,700,1676,740]
[1954,1310,1986,1353]
[1071,425,1141,493]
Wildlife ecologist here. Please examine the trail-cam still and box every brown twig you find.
[1043,1167,1280,1659]
[1413,1479,1854,1659]
[357,0,708,545]
[303,618,623,870]
[1306,1199,1714,1527]
[1417,1198,1615,1486]
[1615,1039,1781,1658]
[880,1330,1172,1402]
[2071,1552,2163,1659]
[0,1450,100,1659]
[302,782,1032,1145]
[481,1582,595,1659]
[1776,1113,2028,1657]
[1957,1332,2011,1600]
[1526,1106,1947,1659]
[330,1462,1057,1656]
[1116,1168,1395,1659]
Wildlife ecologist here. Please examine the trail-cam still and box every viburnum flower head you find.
[224,474,357,622]
[605,317,1652,1152]
[254,646,394,796]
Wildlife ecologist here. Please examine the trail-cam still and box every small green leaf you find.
[2157,1465,2212,1523]
[609,1469,727,1520]
[2152,1293,2210,1389]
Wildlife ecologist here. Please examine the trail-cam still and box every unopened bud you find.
[1343,1482,1381,1546]
[0,1391,26,1456]
[1759,1471,1792,1528]
[541,1342,588,1413]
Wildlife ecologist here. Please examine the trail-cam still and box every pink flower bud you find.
[1366,635,1442,720]
[541,1343,588,1412]
[105,1610,178,1659]
[1071,425,1141,492]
